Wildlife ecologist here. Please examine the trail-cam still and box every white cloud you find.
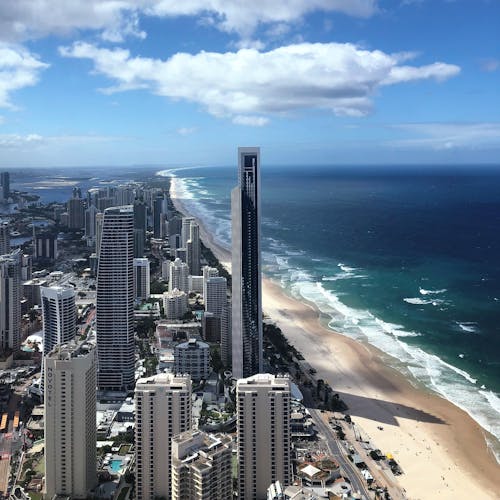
[176,127,197,135]
[232,115,269,127]
[479,58,499,72]
[0,133,126,149]
[59,41,460,124]
[0,1,377,43]
[389,123,500,150]
[0,43,49,108]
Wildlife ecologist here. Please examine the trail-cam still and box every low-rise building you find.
[174,338,210,381]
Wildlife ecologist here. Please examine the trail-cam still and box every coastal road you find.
[309,409,371,499]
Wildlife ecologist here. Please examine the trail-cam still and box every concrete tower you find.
[0,250,21,353]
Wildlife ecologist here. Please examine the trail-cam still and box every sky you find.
[0,0,499,168]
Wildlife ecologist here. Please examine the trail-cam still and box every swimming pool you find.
[109,459,123,474]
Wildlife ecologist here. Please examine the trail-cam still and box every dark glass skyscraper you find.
[231,147,262,378]
[96,206,135,391]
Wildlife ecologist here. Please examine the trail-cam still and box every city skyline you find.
[0,1,499,167]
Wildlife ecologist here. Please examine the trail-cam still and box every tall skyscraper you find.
[133,199,147,257]
[95,212,104,259]
[0,172,10,201]
[205,276,227,316]
[0,250,21,353]
[231,147,263,378]
[41,286,76,356]
[135,373,192,499]
[0,220,10,255]
[84,204,99,246]
[68,188,86,230]
[181,217,195,248]
[153,194,166,238]
[186,221,201,275]
[171,430,232,500]
[202,265,219,300]
[96,206,135,391]
[44,341,97,499]
[237,374,291,500]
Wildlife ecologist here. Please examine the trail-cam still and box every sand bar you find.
[170,177,500,499]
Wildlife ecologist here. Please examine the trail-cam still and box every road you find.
[309,409,371,499]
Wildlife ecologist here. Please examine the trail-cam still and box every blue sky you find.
[0,0,499,167]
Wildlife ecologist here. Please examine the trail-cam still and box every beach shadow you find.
[333,391,446,427]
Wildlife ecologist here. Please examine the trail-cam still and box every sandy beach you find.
[170,178,500,499]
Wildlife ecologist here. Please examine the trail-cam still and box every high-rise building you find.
[171,430,232,500]
[34,231,58,261]
[68,188,86,230]
[153,194,167,238]
[162,289,188,320]
[174,339,210,381]
[237,374,291,500]
[202,265,219,300]
[181,217,195,248]
[84,204,99,247]
[135,373,192,499]
[0,250,21,353]
[95,212,104,259]
[0,220,10,255]
[133,199,147,258]
[205,276,227,316]
[231,147,263,378]
[41,286,76,356]
[169,257,189,293]
[133,257,150,301]
[96,206,135,391]
[44,341,97,499]
[186,221,201,275]
[220,300,232,367]
[0,172,10,201]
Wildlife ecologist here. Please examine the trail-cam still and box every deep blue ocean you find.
[160,164,500,459]
[3,164,499,459]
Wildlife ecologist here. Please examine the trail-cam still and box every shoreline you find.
[169,176,500,499]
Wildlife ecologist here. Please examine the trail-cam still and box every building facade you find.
[171,430,232,500]
[44,341,97,499]
[0,251,21,353]
[237,374,291,500]
[163,289,188,320]
[96,206,135,391]
[0,220,10,255]
[133,257,151,301]
[231,147,263,378]
[135,373,192,499]
[174,339,210,381]
[169,257,189,293]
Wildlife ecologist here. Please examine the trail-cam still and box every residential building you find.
[34,231,57,261]
[186,221,200,276]
[0,172,10,201]
[163,289,188,320]
[232,147,263,378]
[171,430,232,500]
[133,257,150,301]
[169,257,189,293]
[44,341,97,499]
[237,374,291,500]
[202,265,218,300]
[0,220,10,255]
[174,339,210,381]
[0,251,21,353]
[68,188,85,230]
[205,276,227,316]
[96,206,135,391]
[181,217,195,248]
[135,373,192,499]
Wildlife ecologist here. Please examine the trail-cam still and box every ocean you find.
[158,164,500,460]
[3,164,500,460]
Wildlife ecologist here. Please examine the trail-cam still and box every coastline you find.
[170,177,500,499]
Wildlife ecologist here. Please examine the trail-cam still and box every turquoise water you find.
[109,459,123,473]
[159,165,500,460]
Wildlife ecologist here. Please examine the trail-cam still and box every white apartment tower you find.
[181,217,195,248]
[163,289,188,320]
[133,257,151,301]
[171,430,232,500]
[135,373,192,499]
[232,147,263,378]
[237,374,291,500]
[41,286,76,356]
[202,265,219,300]
[96,205,135,391]
[44,341,97,499]
[169,257,189,293]
[0,251,21,353]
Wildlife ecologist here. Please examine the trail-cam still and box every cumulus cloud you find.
[0,0,377,43]
[389,123,500,150]
[59,41,460,124]
[479,58,499,72]
[176,127,197,135]
[0,133,126,149]
[0,43,49,108]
